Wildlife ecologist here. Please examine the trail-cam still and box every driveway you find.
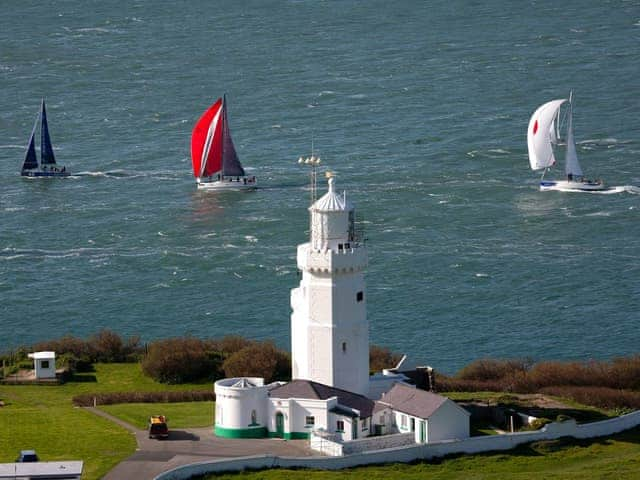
[86,408,314,480]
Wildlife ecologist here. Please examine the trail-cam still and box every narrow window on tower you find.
[342,342,347,353]
[356,291,364,302]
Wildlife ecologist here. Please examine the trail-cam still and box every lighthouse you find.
[290,176,370,396]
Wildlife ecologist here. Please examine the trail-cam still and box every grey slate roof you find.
[269,379,375,418]
[376,383,449,419]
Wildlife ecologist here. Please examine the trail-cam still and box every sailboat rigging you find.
[21,99,69,178]
[527,92,604,192]
[191,95,256,190]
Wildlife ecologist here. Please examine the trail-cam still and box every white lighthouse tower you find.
[290,176,369,396]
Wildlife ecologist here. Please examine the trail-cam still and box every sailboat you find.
[527,92,604,192]
[21,99,69,178]
[191,95,256,190]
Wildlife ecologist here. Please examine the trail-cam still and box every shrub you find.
[541,386,640,411]
[370,345,403,373]
[29,330,142,364]
[527,417,552,430]
[213,336,255,355]
[141,337,224,384]
[72,390,215,406]
[222,341,290,383]
[456,358,531,382]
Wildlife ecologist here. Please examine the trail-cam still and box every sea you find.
[1,0,639,375]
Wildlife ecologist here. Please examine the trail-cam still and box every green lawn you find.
[0,363,212,480]
[204,427,640,480]
[100,401,214,429]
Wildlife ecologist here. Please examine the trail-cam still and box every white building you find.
[377,383,470,443]
[28,351,56,379]
[214,177,470,447]
[291,176,369,397]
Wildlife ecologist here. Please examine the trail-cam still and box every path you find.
[84,408,314,480]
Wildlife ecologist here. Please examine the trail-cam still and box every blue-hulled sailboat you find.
[21,99,69,177]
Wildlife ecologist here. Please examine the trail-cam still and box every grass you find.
[0,363,213,480]
[100,401,214,429]
[201,427,640,480]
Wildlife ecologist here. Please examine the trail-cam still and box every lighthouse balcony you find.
[297,244,367,273]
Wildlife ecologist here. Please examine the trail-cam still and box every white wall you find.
[34,358,56,379]
[154,410,640,480]
[427,400,470,442]
[214,378,268,430]
[268,397,335,435]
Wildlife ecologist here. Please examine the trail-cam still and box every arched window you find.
[342,342,347,353]
[251,410,257,425]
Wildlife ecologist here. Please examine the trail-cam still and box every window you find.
[401,414,407,429]
[305,416,315,427]
[336,420,344,432]
[342,342,347,353]
[250,410,257,425]
[356,291,363,302]
[40,360,50,369]
[362,418,368,431]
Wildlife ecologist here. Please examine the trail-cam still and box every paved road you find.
[85,408,314,480]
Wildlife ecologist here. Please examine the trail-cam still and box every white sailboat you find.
[527,93,605,192]
[191,95,256,190]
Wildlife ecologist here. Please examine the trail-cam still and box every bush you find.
[541,386,640,411]
[527,417,552,430]
[141,337,224,384]
[213,336,255,355]
[222,341,290,383]
[29,330,142,364]
[456,358,531,382]
[72,390,215,406]
[369,345,403,373]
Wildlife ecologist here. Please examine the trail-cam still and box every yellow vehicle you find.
[148,415,169,439]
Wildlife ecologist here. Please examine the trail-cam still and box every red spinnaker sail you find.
[191,98,223,178]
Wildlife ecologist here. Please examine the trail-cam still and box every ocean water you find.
[1,0,639,374]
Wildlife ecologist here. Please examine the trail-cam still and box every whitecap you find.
[245,235,258,243]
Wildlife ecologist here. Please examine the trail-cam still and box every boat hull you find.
[540,179,606,192]
[196,177,257,191]
[21,170,70,178]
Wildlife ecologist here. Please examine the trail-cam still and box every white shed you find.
[378,383,470,443]
[28,351,56,379]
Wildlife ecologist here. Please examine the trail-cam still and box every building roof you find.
[269,379,374,418]
[377,383,450,419]
[0,461,83,478]
[312,177,353,212]
[28,351,55,359]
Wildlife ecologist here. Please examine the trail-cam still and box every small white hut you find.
[28,351,56,379]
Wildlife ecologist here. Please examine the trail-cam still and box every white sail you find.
[564,96,583,178]
[527,99,566,171]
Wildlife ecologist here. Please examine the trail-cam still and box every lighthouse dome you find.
[313,177,353,212]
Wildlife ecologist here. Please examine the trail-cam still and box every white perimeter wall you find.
[154,410,640,480]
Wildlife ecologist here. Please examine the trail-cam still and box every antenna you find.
[298,153,321,242]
